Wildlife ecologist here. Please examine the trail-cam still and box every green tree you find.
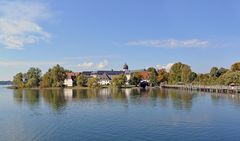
[147,67,158,75]
[210,67,218,77]
[13,73,25,88]
[218,71,240,85]
[149,72,158,86]
[112,74,127,88]
[189,72,197,82]
[77,74,88,87]
[40,65,67,88]
[50,64,67,87]
[157,69,168,84]
[40,71,52,88]
[231,62,240,71]
[181,65,192,83]
[216,67,228,77]
[129,72,142,86]
[87,77,100,88]
[168,62,192,84]
[195,74,210,85]
[25,67,42,87]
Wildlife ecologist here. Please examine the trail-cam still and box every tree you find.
[129,72,142,86]
[13,73,25,88]
[231,62,240,71]
[40,65,67,88]
[149,71,158,86]
[77,74,88,87]
[40,71,51,88]
[218,71,240,85]
[87,77,100,88]
[147,67,158,75]
[195,74,210,85]
[168,62,192,84]
[216,67,228,77]
[50,64,67,87]
[112,74,127,88]
[210,67,218,77]
[181,65,192,83]
[25,67,42,87]
[157,69,168,83]
[189,72,197,82]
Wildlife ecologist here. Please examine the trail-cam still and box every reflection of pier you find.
[161,85,240,94]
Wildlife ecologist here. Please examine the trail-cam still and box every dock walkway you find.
[161,85,240,94]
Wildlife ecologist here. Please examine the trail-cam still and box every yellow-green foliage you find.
[112,74,127,88]
[87,77,100,88]
[168,62,192,84]
[218,71,240,85]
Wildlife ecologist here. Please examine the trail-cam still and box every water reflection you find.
[41,89,67,111]
[13,88,240,112]
[211,93,240,106]
[14,89,40,107]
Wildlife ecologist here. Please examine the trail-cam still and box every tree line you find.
[12,62,240,89]
[129,61,240,86]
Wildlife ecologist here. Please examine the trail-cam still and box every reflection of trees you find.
[72,88,128,104]
[157,89,169,107]
[25,89,40,106]
[13,89,40,106]
[211,93,240,105]
[73,89,98,100]
[168,90,195,110]
[111,88,127,101]
[13,89,23,104]
[41,89,66,111]
[13,88,200,111]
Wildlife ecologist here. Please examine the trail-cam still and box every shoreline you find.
[6,85,240,94]
[6,85,142,90]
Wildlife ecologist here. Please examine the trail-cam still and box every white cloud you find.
[156,63,174,72]
[127,39,209,48]
[0,0,51,49]
[0,60,63,67]
[77,62,94,69]
[96,60,109,69]
[77,60,109,70]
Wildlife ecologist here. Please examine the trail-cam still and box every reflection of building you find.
[124,88,132,102]
[64,89,73,100]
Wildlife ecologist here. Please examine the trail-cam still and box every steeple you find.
[123,63,129,71]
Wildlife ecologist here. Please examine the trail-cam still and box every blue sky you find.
[0,0,240,80]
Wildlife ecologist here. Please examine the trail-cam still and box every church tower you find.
[123,63,129,72]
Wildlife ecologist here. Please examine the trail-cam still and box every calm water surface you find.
[0,87,240,141]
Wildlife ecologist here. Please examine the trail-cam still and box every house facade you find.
[64,72,80,87]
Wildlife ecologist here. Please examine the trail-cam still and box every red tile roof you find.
[139,71,150,80]
[66,72,80,79]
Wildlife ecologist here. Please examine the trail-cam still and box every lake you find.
[0,87,240,141]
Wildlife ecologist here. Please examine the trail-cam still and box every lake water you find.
[0,87,240,141]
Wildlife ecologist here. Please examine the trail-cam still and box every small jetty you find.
[161,85,240,94]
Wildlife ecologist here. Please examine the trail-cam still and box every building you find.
[64,63,138,87]
[64,72,80,87]
[97,73,112,85]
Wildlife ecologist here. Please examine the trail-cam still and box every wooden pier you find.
[161,85,240,94]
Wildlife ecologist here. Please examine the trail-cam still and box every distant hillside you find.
[0,81,13,85]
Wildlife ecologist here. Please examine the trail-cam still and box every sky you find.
[0,0,240,80]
